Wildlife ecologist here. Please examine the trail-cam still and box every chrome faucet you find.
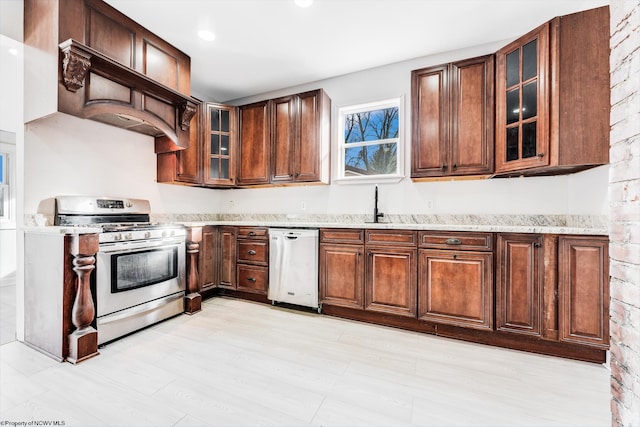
[374,185,384,223]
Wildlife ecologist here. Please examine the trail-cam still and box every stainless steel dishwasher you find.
[268,228,320,312]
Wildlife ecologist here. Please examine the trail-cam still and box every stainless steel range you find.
[54,196,186,345]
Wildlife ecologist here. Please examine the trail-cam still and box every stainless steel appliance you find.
[54,196,186,345]
[268,228,320,312]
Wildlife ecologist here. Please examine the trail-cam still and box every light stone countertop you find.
[23,213,609,236]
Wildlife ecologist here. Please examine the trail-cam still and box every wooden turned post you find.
[184,227,202,314]
[67,234,99,363]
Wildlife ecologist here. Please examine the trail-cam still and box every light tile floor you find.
[1,297,611,427]
[0,284,16,345]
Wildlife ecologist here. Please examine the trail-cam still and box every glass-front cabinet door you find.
[204,103,236,186]
[495,23,550,174]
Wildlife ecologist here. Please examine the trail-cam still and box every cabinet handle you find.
[534,243,542,248]
[445,238,462,245]
[249,232,256,236]
[537,153,544,158]
[247,277,256,282]
[452,164,457,169]
[442,164,447,171]
[248,250,257,255]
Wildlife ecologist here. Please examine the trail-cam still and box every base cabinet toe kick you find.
[318,229,609,363]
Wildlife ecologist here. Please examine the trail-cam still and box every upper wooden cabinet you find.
[203,103,237,186]
[412,55,495,178]
[271,90,331,183]
[494,6,609,176]
[25,0,197,151]
[238,101,271,186]
[238,89,331,186]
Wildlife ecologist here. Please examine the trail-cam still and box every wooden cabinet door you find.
[175,102,202,183]
[418,249,493,329]
[319,243,364,309]
[365,246,417,317]
[450,55,494,175]
[496,234,543,336]
[495,23,551,173]
[558,236,609,348]
[199,226,219,292]
[411,64,449,177]
[204,103,237,186]
[296,90,324,182]
[238,101,270,185]
[271,95,297,183]
[218,227,237,289]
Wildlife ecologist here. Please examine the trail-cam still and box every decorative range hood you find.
[58,38,197,149]
[24,0,199,152]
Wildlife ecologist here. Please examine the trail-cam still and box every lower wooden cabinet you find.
[418,249,493,330]
[235,227,269,295]
[237,264,269,294]
[199,226,219,292]
[558,236,609,348]
[365,246,417,317]
[319,243,364,309]
[495,234,544,337]
[218,226,237,289]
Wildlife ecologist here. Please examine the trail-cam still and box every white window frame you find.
[333,96,405,184]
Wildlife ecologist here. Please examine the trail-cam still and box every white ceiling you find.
[2,0,608,103]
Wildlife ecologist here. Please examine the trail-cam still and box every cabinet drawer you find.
[237,240,268,265]
[320,228,364,244]
[365,230,417,247]
[237,227,268,239]
[237,264,268,294]
[418,231,493,251]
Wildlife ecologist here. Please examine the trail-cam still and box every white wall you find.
[216,41,609,217]
[24,113,223,217]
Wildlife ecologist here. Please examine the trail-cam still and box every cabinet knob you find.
[442,164,448,171]
[248,277,256,282]
[537,153,544,158]
[249,232,256,236]
[453,254,458,260]
[534,242,542,248]
[452,164,457,169]
[248,250,257,255]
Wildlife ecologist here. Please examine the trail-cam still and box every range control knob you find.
[144,231,151,239]
[161,230,168,237]
[113,233,122,241]
[124,233,133,240]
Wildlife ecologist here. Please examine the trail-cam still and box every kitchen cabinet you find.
[199,226,219,292]
[418,232,494,330]
[203,103,237,186]
[157,102,238,187]
[558,236,609,348]
[235,227,269,295]
[271,89,331,184]
[495,233,544,337]
[218,227,237,290]
[494,6,609,176]
[238,101,271,185]
[319,229,416,317]
[364,230,418,317]
[319,229,365,310]
[411,55,494,178]
[25,0,197,151]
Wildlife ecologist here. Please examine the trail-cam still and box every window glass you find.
[337,98,403,182]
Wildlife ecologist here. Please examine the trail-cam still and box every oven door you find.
[96,237,186,317]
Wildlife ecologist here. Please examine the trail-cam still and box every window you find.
[335,97,404,183]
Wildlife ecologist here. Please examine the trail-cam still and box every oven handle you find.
[99,238,184,253]
[98,293,184,325]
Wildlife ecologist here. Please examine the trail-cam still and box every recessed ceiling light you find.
[198,30,216,41]
[295,0,313,7]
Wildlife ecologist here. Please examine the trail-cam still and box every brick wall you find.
[609,1,640,426]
